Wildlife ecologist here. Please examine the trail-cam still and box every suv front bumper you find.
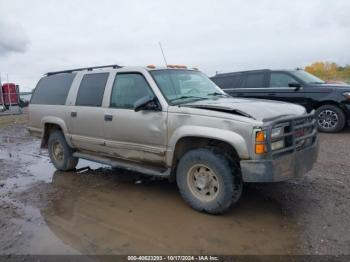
[240,140,318,182]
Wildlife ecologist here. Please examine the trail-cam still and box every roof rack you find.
[46,64,123,76]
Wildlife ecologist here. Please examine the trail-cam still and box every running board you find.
[73,152,171,177]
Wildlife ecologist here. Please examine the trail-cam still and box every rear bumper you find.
[240,141,319,182]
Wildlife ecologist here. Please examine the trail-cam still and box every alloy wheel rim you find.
[318,110,338,129]
[187,164,219,202]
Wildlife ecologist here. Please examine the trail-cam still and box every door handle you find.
[104,114,113,121]
[71,111,77,117]
[267,93,276,96]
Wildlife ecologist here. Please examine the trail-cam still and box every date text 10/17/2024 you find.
[127,256,219,261]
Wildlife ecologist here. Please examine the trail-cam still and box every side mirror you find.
[134,96,161,112]
[288,82,301,90]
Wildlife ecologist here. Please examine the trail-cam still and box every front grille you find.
[266,111,317,156]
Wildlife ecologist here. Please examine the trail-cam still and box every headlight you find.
[343,92,350,100]
[271,127,283,138]
[271,126,285,150]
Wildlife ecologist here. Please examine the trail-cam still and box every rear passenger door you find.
[103,72,167,166]
[68,72,109,152]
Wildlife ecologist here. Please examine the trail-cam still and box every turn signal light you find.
[255,130,267,154]
[256,131,266,142]
[255,144,267,154]
[147,65,156,69]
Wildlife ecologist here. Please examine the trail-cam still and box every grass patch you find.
[0,114,28,128]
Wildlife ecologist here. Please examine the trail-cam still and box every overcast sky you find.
[0,0,349,91]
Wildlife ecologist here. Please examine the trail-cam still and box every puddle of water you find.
[1,138,299,255]
[37,169,298,255]
[0,136,33,143]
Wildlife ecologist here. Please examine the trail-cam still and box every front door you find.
[103,72,167,166]
[266,72,309,108]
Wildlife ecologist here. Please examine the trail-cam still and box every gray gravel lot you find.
[0,115,349,255]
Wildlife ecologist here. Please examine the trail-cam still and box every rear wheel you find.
[315,104,345,133]
[176,148,242,214]
[48,131,78,171]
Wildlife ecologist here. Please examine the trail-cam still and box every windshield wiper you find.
[207,92,230,97]
[170,96,207,104]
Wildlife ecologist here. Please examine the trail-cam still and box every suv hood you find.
[318,83,350,88]
[315,83,350,91]
[184,97,306,122]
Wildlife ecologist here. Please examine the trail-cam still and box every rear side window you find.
[243,73,265,88]
[31,73,76,105]
[75,73,109,106]
[211,75,242,89]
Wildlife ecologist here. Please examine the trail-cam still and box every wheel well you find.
[41,123,62,148]
[314,101,349,122]
[171,137,241,176]
[314,101,347,115]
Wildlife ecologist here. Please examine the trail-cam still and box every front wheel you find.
[176,148,242,214]
[315,105,346,133]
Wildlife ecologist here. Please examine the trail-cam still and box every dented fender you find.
[166,125,249,166]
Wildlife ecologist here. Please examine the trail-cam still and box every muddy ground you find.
[0,114,349,255]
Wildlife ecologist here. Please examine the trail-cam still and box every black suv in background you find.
[211,69,350,132]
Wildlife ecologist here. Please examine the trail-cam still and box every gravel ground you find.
[0,114,349,256]
[253,127,350,254]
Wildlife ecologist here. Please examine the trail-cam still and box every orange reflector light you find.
[147,65,156,69]
[255,130,266,154]
[255,144,266,154]
[167,64,175,68]
[256,131,266,142]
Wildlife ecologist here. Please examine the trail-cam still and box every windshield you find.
[291,70,325,84]
[150,69,227,105]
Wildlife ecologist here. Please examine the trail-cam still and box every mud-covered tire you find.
[48,131,78,171]
[315,104,346,133]
[176,148,242,214]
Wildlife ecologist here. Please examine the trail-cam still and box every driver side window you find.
[110,73,154,109]
[270,73,299,87]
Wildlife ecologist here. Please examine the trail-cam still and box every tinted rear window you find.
[211,75,242,89]
[30,73,76,105]
[75,73,109,106]
[243,73,265,88]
